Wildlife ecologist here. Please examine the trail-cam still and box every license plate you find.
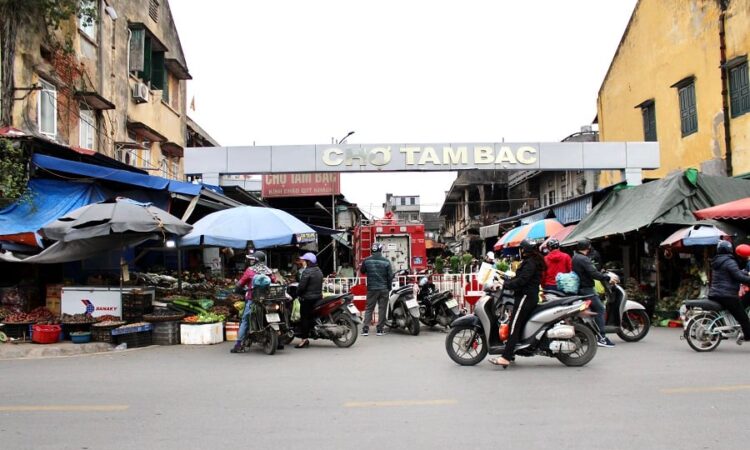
[347,304,360,314]
[405,299,419,309]
[265,313,280,323]
[445,299,458,308]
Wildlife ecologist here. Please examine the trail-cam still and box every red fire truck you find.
[353,212,427,273]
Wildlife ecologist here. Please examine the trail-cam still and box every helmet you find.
[300,252,317,264]
[419,277,429,287]
[486,251,495,262]
[245,252,257,262]
[547,238,560,250]
[717,240,734,255]
[253,251,267,263]
[371,242,383,253]
[576,239,592,251]
[519,239,536,254]
[252,274,271,288]
[737,244,750,258]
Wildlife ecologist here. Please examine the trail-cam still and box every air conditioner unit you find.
[132,82,150,104]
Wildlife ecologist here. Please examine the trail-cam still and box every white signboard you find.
[61,287,122,318]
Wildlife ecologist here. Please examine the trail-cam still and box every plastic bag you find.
[291,299,301,322]
[555,272,580,295]
[594,280,606,296]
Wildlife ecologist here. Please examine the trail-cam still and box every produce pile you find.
[0,306,12,319]
[169,298,215,316]
[183,312,225,324]
[132,271,237,297]
[624,278,649,305]
[2,307,57,324]
[62,313,96,324]
[209,305,232,318]
[656,267,708,312]
[117,322,150,329]
[93,320,126,328]
[143,308,185,322]
[96,315,121,322]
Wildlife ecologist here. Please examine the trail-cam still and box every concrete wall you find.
[598,0,750,184]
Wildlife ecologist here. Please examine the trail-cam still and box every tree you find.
[0,0,96,125]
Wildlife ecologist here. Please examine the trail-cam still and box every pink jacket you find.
[237,267,276,301]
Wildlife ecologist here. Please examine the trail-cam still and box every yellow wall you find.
[598,0,750,185]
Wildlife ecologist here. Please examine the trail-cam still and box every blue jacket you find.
[709,254,750,298]
[360,254,394,291]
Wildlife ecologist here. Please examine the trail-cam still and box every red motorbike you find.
[281,284,362,348]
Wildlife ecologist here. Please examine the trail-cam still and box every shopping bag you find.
[594,279,606,296]
[291,299,301,322]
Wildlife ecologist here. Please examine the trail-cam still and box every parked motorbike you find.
[445,280,598,367]
[384,282,421,335]
[417,276,460,329]
[544,274,650,342]
[282,284,361,348]
[238,286,288,355]
[681,299,750,352]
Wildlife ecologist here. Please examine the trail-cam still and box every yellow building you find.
[598,0,750,185]
[0,0,193,180]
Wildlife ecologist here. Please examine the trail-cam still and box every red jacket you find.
[543,249,572,287]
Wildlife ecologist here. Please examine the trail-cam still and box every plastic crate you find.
[151,320,180,345]
[111,323,153,335]
[91,323,124,343]
[122,292,151,309]
[114,330,152,348]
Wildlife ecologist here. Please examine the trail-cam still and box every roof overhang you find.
[127,120,167,142]
[161,141,184,158]
[76,91,116,110]
[165,58,192,80]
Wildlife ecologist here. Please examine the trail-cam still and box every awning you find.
[479,223,500,239]
[520,211,549,225]
[309,225,349,248]
[552,195,592,225]
[75,91,115,110]
[0,234,156,264]
[694,197,750,220]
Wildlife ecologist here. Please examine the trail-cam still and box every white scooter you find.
[383,282,421,336]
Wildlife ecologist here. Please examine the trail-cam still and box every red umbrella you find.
[694,198,750,220]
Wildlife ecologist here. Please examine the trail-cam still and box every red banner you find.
[261,173,341,198]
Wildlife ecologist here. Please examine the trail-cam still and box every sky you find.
[170,0,638,217]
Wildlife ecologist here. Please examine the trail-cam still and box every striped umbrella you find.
[660,224,731,248]
[494,219,564,250]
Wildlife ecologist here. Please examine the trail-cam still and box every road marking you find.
[660,384,750,395]
[0,405,129,412]
[343,399,458,408]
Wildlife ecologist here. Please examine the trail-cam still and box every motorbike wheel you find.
[445,326,487,366]
[616,310,651,342]
[407,316,421,336]
[332,315,359,348]
[556,323,598,367]
[262,329,278,355]
[685,313,722,352]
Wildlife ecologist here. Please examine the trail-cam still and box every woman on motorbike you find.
[489,239,546,368]
[709,240,750,342]
[295,252,323,348]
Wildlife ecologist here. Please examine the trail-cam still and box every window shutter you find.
[163,71,170,103]
[151,51,165,89]
[129,29,145,72]
[140,37,153,82]
[730,63,750,118]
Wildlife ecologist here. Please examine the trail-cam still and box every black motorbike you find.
[417,277,460,329]
[238,285,289,355]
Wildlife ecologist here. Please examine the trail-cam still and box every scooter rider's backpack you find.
[555,272,580,295]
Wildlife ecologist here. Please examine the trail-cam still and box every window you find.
[170,158,179,179]
[129,27,166,91]
[164,71,180,110]
[149,0,160,22]
[79,109,96,149]
[140,147,151,169]
[678,81,698,137]
[38,79,57,137]
[548,190,556,205]
[641,101,657,142]
[79,0,97,41]
[410,197,416,205]
[400,197,406,206]
[729,62,750,118]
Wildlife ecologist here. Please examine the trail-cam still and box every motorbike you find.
[417,276,460,329]
[445,280,598,367]
[238,285,288,355]
[282,284,361,348]
[544,274,650,342]
[680,298,750,352]
[382,276,421,335]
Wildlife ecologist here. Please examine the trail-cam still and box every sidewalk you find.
[0,342,113,360]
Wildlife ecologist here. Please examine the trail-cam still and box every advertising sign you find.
[61,287,121,318]
[262,173,341,198]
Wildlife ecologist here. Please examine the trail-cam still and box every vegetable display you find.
[62,313,96,324]
[183,312,225,324]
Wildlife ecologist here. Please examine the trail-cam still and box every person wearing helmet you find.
[572,239,615,348]
[295,253,323,348]
[360,242,395,336]
[542,238,572,291]
[710,240,750,342]
[232,251,276,353]
[489,239,546,367]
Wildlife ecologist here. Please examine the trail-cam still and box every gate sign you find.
[262,173,341,198]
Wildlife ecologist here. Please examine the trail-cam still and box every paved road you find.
[1,327,750,450]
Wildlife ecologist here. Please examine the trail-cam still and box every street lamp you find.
[315,201,337,272]
[337,131,355,144]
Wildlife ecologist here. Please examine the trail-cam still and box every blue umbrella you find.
[179,206,316,249]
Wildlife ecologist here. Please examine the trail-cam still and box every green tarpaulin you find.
[563,172,750,244]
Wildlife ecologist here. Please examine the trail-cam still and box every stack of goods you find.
[132,271,238,299]
[111,322,153,348]
[91,320,127,343]
[122,290,153,322]
[61,313,96,338]
[151,320,181,345]
[45,284,63,317]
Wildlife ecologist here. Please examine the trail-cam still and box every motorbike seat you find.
[542,288,572,298]
[683,299,723,311]
[533,296,586,314]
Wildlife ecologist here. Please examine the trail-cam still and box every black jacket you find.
[360,254,394,291]
[709,254,750,298]
[505,256,544,301]
[572,252,610,289]
[297,266,324,301]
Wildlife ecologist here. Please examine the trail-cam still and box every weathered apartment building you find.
[598,0,750,184]
[0,0,194,179]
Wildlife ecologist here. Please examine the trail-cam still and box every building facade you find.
[383,194,421,221]
[0,0,192,180]
[598,0,750,185]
